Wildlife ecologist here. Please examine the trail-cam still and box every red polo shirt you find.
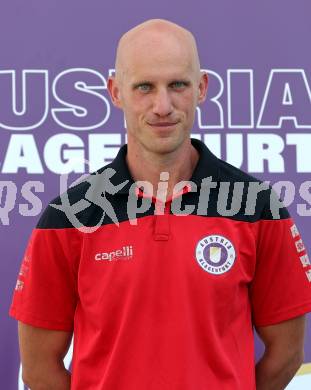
[10,139,311,389]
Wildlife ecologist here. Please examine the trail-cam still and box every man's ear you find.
[107,76,123,109]
[197,72,208,104]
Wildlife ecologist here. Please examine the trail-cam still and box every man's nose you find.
[152,88,173,117]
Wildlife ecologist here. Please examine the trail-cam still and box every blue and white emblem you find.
[195,235,236,275]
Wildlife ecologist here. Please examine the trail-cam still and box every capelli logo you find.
[94,246,134,262]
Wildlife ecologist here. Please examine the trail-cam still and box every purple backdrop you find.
[1,1,310,388]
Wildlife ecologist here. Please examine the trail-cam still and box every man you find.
[10,19,311,389]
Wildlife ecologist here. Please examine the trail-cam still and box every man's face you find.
[109,32,207,155]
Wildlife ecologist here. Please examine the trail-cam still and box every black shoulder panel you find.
[36,140,290,229]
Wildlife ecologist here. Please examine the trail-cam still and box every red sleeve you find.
[9,227,81,331]
[250,217,311,327]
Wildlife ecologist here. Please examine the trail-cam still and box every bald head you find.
[115,19,201,82]
[108,18,208,160]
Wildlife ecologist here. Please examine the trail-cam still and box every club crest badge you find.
[195,235,236,275]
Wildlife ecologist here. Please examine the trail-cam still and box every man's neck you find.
[126,140,199,201]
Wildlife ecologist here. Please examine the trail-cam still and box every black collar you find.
[190,138,220,186]
[107,138,220,194]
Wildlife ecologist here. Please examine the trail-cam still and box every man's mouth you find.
[147,122,178,127]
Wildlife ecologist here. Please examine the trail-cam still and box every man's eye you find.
[171,81,187,89]
[138,84,152,92]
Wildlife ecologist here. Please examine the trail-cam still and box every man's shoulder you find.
[37,163,119,230]
[208,157,289,222]
[217,158,262,185]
